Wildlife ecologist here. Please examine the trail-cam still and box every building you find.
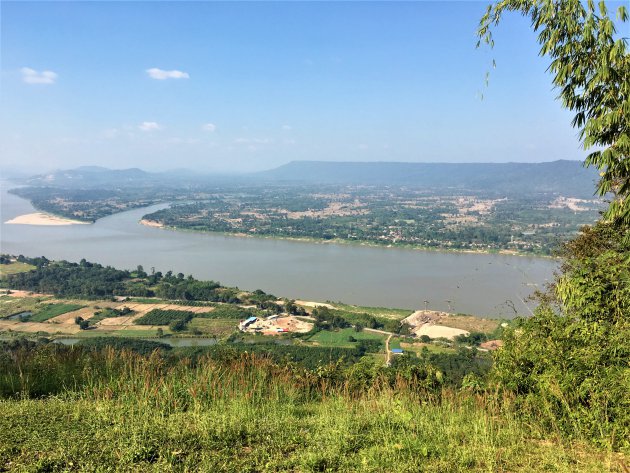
[239,316,258,331]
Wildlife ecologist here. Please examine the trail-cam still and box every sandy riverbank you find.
[4,213,90,226]
[140,219,164,228]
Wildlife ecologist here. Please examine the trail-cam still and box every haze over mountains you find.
[19,160,600,198]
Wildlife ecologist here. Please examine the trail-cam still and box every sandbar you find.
[140,219,164,228]
[4,212,90,226]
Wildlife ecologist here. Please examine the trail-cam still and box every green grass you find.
[189,318,237,337]
[307,328,386,348]
[0,262,36,276]
[402,342,456,355]
[330,302,413,320]
[30,303,84,322]
[0,348,623,472]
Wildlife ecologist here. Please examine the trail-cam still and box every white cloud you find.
[146,68,190,80]
[139,121,161,132]
[21,67,57,84]
[202,123,216,132]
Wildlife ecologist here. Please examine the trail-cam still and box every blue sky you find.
[0,1,600,173]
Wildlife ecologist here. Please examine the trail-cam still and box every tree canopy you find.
[478,0,630,449]
[479,0,629,227]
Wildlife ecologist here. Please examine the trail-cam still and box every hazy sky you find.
[0,1,598,173]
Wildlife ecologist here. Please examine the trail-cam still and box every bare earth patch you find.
[139,219,164,228]
[0,319,81,334]
[243,315,313,335]
[295,300,335,310]
[402,310,498,336]
[414,324,469,340]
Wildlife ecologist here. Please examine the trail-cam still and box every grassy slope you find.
[2,396,621,472]
[0,346,625,472]
[0,262,36,277]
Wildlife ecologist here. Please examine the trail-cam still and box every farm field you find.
[189,318,239,337]
[29,303,84,322]
[307,328,386,348]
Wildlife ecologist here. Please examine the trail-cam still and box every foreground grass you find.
[0,346,625,472]
[1,392,623,472]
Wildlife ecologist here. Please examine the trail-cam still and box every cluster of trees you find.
[134,309,195,327]
[2,258,130,297]
[0,258,278,308]
[477,0,629,449]
[311,307,351,330]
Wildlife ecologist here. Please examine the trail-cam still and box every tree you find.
[478,0,630,227]
[479,0,629,448]
[169,319,188,332]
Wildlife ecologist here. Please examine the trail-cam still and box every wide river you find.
[0,182,556,317]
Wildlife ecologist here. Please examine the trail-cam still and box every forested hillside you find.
[259,160,599,197]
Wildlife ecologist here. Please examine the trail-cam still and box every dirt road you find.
[385,334,393,366]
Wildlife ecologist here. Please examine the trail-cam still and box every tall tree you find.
[478,0,629,449]
[478,0,629,227]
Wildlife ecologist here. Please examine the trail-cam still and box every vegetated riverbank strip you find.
[4,186,555,259]
[139,218,558,259]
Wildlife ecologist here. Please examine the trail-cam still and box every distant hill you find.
[20,161,601,198]
[25,167,154,187]
[258,160,600,197]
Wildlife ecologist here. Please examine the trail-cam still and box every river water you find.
[0,182,556,317]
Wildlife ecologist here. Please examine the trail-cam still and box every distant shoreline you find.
[139,218,557,259]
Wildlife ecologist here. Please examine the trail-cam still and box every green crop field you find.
[307,328,386,348]
[135,309,195,325]
[189,318,237,337]
[30,303,84,322]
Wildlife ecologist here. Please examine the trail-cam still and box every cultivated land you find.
[0,290,487,353]
[0,255,626,470]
